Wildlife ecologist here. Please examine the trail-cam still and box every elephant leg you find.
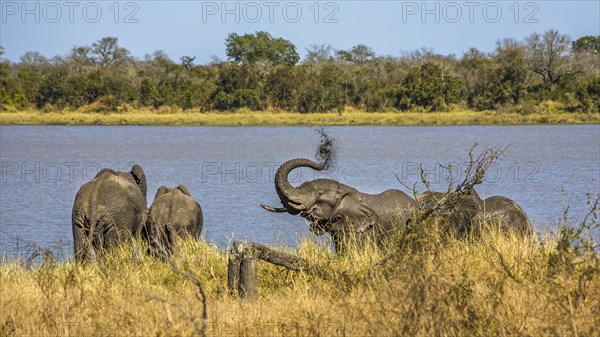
[165,226,175,254]
[144,220,170,256]
[101,215,132,251]
[132,212,147,257]
[72,211,94,262]
[72,221,88,262]
[95,216,123,258]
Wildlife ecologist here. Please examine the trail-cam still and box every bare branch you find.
[371,145,505,275]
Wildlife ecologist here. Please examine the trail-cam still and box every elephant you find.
[477,196,532,235]
[415,188,483,237]
[144,184,203,253]
[72,164,147,262]
[416,190,532,237]
[261,158,416,252]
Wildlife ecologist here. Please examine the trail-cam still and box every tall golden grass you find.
[1,223,598,337]
[1,108,598,126]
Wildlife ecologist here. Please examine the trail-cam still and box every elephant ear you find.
[177,184,192,196]
[353,205,377,233]
[130,164,147,199]
[331,194,377,233]
[155,186,169,200]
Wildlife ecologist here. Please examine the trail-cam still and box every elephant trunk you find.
[274,158,324,214]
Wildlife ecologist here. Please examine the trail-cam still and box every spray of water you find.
[314,127,336,170]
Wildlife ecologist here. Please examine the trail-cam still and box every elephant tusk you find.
[261,204,288,213]
[288,202,306,211]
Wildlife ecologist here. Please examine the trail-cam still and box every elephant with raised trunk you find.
[72,164,147,262]
[478,196,532,235]
[144,184,203,253]
[261,158,416,252]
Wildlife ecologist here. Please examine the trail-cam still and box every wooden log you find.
[229,240,339,300]
[238,246,258,300]
[251,243,331,280]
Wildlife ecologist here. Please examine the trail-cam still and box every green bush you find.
[213,91,236,111]
[394,63,461,111]
[2,32,597,113]
[233,89,264,110]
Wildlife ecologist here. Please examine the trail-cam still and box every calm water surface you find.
[1,125,599,259]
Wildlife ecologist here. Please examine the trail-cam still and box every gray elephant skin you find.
[145,184,203,252]
[478,196,532,235]
[416,189,483,237]
[72,164,147,262]
[417,190,532,236]
[262,158,416,252]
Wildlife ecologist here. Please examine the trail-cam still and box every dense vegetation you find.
[1,219,598,336]
[1,31,598,114]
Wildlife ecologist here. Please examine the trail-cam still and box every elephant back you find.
[480,196,532,235]
[416,190,482,236]
[98,171,146,210]
[148,186,203,239]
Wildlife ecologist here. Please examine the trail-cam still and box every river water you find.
[1,125,599,259]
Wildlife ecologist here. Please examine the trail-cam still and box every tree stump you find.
[227,240,258,300]
[227,240,337,300]
[227,244,241,296]
[239,246,258,300]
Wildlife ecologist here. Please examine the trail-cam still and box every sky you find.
[1,0,599,63]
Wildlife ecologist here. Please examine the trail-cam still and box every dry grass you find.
[1,107,598,126]
[1,226,598,337]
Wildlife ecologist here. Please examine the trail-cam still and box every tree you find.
[35,64,73,108]
[295,63,346,112]
[401,47,441,65]
[19,51,48,66]
[336,44,375,64]
[304,44,334,63]
[225,31,299,66]
[16,51,51,104]
[492,39,529,105]
[140,78,157,106]
[211,62,264,110]
[180,56,196,69]
[457,48,492,108]
[395,62,460,111]
[0,47,28,110]
[265,65,299,110]
[91,37,130,68]
[572,36,600,54]
[574,76,600,113]
[525,30,578,91]
[571,36,600,81]
[67,46,95,74]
